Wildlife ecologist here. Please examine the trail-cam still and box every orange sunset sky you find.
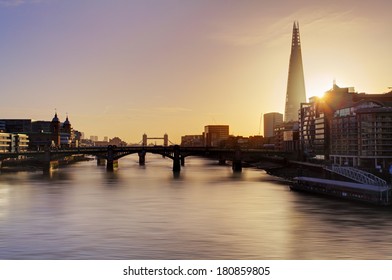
[0,0,391,143]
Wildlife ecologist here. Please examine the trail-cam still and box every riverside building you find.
[299,83,392,171]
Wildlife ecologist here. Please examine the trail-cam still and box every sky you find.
[0,0,391,143]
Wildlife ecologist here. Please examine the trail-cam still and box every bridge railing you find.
[325,165,387,186]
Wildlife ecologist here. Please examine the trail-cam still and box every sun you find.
[306,75,334,100]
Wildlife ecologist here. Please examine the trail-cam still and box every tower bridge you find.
[142,133,169,146]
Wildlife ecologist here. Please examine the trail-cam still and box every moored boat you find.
[290,176,392,205]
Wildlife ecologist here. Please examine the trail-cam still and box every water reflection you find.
[1,156,392,259]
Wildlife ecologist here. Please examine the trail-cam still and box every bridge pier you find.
[181,156,185,166]
[138,151,146,166]
[106,146,118,171]
[232,160,242,172]
[232,148,242,172]
[42,149,59,173]
[173,145,181,173]
[107,159,118,171]
[218,155,226,165]
[43,160,59,174]
[97,158,106,166]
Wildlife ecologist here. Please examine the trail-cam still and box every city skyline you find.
[0,0,391,143]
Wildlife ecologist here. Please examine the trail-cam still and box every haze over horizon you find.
[0,0,391,143]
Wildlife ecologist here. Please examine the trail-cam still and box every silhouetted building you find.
[204,125,229,147]
[248,135,265,149]
[0,112,79,150]
[109,137,127,147]
[299,84,357,160]
[50,112,61,147]
[299,96,326,159]
[263,112,283,138]
[59,115,73,147]
[181,135,204,147]
[0,119,33,133]
[0,121,6,132]
[284,21,306,122]
[274,121,299,152]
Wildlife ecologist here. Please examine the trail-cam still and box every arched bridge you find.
[0,145,290,173]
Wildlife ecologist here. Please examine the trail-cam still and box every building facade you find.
[181,135,205,147]
[0,113,78,150]
[284,21,307,122]
[330,101,392,170]
[299,84,358,160]
[204,125,229,147]
[298,84,392,171]
[263,112,283,138]
[0,132,29,152]
[299,97,328,159]
[0,133,11,152]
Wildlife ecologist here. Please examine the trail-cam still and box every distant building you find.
[0,133,11,152]
[108,137,127,147]
[0,132,29,152]
[50,113,61,147]
[204,125,229,147]
[0,112,79,150]
[284,21,306,122]
[12,134,29,152]
[274,121,299,152]
[0,121,5,132]
[248,135,265,149]
[94,140,109,147]
[263,112,283,138]
[181,135,204,147]
[0,119,33,133]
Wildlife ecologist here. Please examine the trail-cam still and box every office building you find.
[263,112,283,138]
[0,132,29,152]
[299,84,392,170]
[284,21,307,122]
[181,135,204,147]
[330,101,392,170]
[204,125,229,147]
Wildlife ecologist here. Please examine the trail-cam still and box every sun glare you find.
[306,75,334,101]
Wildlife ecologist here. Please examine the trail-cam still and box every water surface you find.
[0,155,391,259]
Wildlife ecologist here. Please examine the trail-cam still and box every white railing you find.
[325,165,388,186]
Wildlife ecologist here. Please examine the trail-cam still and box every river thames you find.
[1,155,392,260]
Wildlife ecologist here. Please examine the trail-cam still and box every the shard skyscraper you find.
[284,21,306,122]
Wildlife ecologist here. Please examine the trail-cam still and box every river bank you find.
[0,155,93,172]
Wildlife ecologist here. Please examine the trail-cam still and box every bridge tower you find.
[164,134,168,147]
[142,134,169,146]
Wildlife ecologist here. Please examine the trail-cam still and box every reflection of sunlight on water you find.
[0,183,10,220]
[2,155,392,259]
